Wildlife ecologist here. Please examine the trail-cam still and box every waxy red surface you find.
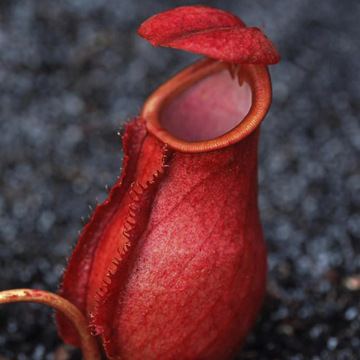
[57,5,277,360]
[59,118,267,360]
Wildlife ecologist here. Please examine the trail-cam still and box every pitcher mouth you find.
[142,58,272,153]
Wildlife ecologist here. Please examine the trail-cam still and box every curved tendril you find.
[0,289,102,360]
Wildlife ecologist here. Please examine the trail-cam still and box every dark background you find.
[0,0,359,359]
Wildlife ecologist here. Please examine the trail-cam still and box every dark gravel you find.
[0,1,359,359]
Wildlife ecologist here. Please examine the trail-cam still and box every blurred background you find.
[0,0,359,359]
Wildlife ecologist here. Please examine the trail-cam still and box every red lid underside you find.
[138,5,280,65]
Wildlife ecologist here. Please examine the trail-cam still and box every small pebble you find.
[327,337,338,351]
[344,275,360,291]
[345,307,358,321]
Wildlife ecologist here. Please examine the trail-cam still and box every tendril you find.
[0,289,102,360]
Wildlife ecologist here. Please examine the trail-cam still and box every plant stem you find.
[0,288,102,360]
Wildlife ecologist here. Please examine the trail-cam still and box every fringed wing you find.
[57,117,169,346]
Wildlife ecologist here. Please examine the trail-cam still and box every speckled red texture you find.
[58,117,267,359]
[91,125,267,360]
[138,5,280,65]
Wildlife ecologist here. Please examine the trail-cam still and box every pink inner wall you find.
[161,70,252,142]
